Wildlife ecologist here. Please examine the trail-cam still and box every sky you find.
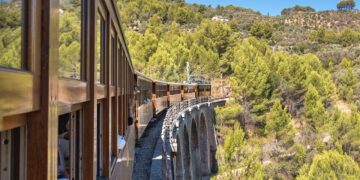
[186,0,359,16]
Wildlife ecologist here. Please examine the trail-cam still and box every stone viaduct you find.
[161,98,227,180]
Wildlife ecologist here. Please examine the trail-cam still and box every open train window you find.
[117,40,121,87]
[0,126,26,180]
[170,85,181,95]
[111,31,116,86]
[0,0,26,69]
[110,97,117,169]
[157,85,167,97]
[59,0,82,79]
[96,10,106,84]
[57,110,83,180]
[96,102,103,177]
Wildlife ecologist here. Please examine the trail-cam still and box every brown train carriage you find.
[0,0,213,180]
[134,72,153,139]
[0,0,136,180]
[197,84,212,98]
[182,84,197,100]
[153,81,169,114]
[168,83,182,106]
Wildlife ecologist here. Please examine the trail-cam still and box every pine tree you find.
[231,38,271,115]
[250,20,273,39]
[265,99,293,141]
[297,151,360,179]
[306,71,335,101]
[224,122,245,164]
[339,67,358,101]
[304,85,328,129]
[145,41,180,82]
[240,147,267,179]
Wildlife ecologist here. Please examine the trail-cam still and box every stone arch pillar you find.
[182,126,191,180]
[199,113,210,176]
[190,119,200,179]
[175,135,183,180]
[207,108,218,173]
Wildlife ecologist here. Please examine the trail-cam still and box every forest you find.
[116,0,360,179]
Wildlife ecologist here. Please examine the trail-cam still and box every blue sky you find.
[186,0,359,16]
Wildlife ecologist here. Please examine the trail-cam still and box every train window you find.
[0,127,26,180]
[59,0,82,79]
[73,110,83,180]
[57,110,83,180]
[110,97,117,168]
[117,41,121,86]
[96,103,103,177]
[111,35,116,86]
[57,114,70,179]
[156,84,167,97]
[96,11,105,84]
[170,86,181,94]
[0,0,25,69]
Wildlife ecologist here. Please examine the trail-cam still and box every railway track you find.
[133,111,167,180]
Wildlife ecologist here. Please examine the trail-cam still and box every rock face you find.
[281,11,360,31]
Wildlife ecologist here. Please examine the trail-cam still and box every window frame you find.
[0,0,28,70]
[96,3,106,84]
[58,0,84,80]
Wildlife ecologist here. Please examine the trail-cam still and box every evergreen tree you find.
[297,151,360,179]
[250,21,273,39]
[338,59,358,101]
[193,19,235,56]
[337,0,356,11]
[224,122,245,164]
[145,41,180,82]
[231,38,271,114]
[304,85,328,129]
[265,99,293,141]
[215,100,243,126]
[240,148,267,179]
[306,71,335,101]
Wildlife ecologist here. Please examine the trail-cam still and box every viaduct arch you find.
[161,98,226,180]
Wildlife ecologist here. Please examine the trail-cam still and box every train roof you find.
[135,71,153,82]
[168,82,182,86]
[154,80,168,85]
[135,71,211,87]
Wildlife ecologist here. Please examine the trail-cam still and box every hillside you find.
[117,0,360,78]
[281,10,360,31]
[117,1,360,179]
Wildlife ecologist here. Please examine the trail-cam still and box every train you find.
[0,1,211,179]
[134,71,211,139]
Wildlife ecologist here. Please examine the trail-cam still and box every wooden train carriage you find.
[198,84,211,97]
[168,83,182,106]
[0,0,136,180]
[153,81,169,114]
[134,72,153,139]
[182,84,197,100]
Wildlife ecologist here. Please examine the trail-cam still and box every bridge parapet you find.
[161,97,227,179]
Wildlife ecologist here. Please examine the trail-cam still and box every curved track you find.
[132,112,166,180]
